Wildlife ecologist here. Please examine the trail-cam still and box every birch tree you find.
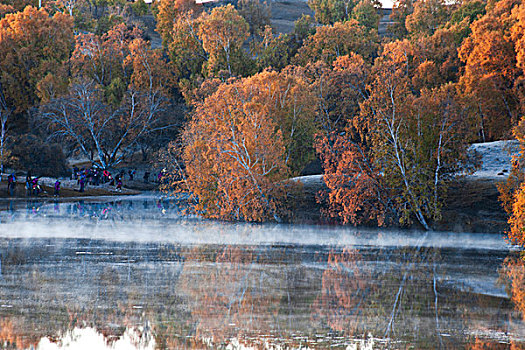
[197,5,251,77]
[39,79,169,169]
[363,42,471,229]
[172,69,318,222]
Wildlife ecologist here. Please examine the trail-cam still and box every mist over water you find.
[0,195,512,250]
[0,194,523,349]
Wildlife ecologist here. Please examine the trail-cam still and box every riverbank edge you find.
[0,174,510,234]
[292,175,510,234]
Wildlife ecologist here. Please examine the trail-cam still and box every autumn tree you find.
[316,134,393,225]
[126,37,177,94]
[0,6,74,127]
[42,26,178,168]
[0,4,15,18]
[317,42,473,229]
[458,0,522,141]
[405,0,449,37]
[155,0,202,45]
[508,182,525,247]
[0,0,38,12]
[178,83,290,222]
[511,2,525,118]
[512,3,525,72]
[411,25,465,90]
[364,44,472,229]
[197,5,252,77]
[307,53,370,136]
[502,115,525,247]
[166,69,318,222]
[294,19,379,66]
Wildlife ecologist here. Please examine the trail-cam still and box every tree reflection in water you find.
[0,234,523,349]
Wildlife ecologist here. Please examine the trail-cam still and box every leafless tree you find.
[38,79,172,169]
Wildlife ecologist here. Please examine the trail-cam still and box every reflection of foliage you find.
[500,255,525,322]
[310,244,477,348]
[312,248,370,333]
[0,238,523,349]
[179,246,281,346]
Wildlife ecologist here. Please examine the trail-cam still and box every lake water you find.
[0,194,523,349]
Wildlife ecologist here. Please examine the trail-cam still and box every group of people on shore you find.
[2,166,165,197]
[72,167,128,192]
[3,172,58,197]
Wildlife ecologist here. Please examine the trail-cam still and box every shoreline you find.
[0,175,510,234]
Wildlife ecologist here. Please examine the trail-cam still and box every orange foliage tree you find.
[317,41,473,229]
[309,53,371,136]
[294,19,379,66]
[0,6,73,120]
[497,101,525,249]
[458,0,522,141]
[71,23,143,102]
[164,69,318,222]
[155,0,202,45]
[40,24,177,168]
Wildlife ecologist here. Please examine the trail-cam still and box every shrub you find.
[8,134,68,177]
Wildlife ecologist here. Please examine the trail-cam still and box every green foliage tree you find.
[131,0,148,17]
[388,0,413,38]
[307,0,355,24]
[197,4,252,77]
[351,0,380,32]
[251,26,292,71]
[167,10,207,81]
[237,0,270,36]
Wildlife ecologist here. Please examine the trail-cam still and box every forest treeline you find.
[2,0,525,237]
